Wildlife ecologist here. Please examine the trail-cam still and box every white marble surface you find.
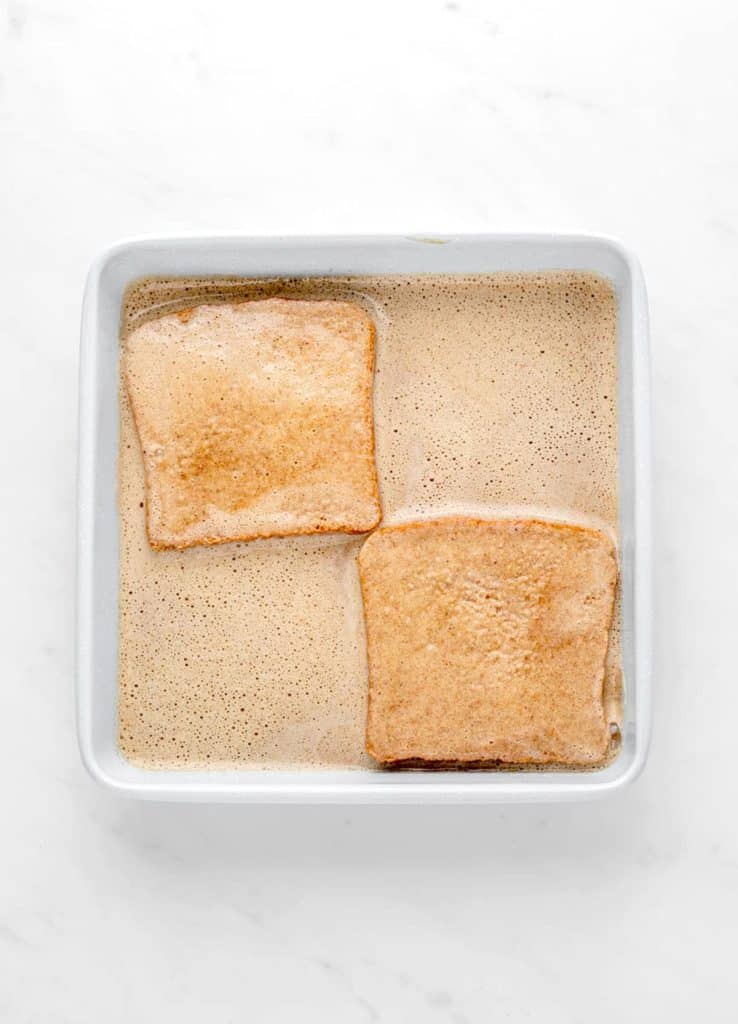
[1,0,737,1019]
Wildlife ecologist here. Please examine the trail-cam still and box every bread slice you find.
[359,516,617,767]
[123,298,381,549]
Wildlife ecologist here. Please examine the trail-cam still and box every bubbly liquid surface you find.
[119,273,619,769]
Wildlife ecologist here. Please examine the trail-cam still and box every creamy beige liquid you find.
[119,273,619,769]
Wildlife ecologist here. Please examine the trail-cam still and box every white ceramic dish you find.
[77,234,651,802]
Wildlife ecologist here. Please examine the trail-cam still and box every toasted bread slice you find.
[123,298,381,549]
[359,517,617,767]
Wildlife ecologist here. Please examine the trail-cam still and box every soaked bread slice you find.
[123,298,381,549]
[359,516,617,767]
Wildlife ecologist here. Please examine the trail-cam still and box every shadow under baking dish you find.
[77,234,651,803]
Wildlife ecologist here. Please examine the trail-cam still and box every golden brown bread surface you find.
[123,298,381,549]
[359,516,618,767]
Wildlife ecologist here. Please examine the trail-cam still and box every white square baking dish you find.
[77,234,651,802]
